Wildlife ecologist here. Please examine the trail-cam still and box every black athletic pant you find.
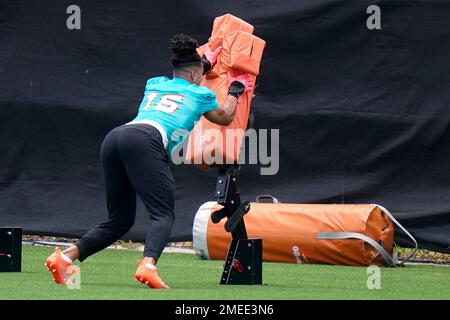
[76,124,175,262]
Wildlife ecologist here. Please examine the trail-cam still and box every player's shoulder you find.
[146,76,170,87]
[187,84,217,99]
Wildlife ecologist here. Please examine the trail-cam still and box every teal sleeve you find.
[201,89,219,113]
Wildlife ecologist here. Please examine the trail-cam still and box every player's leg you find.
[133,161,174,289]
[120,124,174,288]
[138,160,175,265]
[134,158,174,264]
[74,126,137,262]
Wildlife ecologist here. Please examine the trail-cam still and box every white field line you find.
[22,240,195,255]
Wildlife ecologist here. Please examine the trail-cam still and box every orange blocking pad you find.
[184,14,266,169]
[193,202,399,267]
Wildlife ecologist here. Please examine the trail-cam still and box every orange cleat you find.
[135,260,170,289]
[45,247,73,285]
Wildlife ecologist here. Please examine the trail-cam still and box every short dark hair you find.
[169,33,202,70]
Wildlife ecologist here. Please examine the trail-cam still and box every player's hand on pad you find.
[202,45,222,74]
[203,45,222,66]
[227,72,254,98]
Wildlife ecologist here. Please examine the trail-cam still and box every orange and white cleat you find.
[135,260,170,289]
[45,247,73,285]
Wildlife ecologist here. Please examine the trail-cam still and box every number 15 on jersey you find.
[143,92,183,114]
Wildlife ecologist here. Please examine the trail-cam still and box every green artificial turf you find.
[0,245,448,300]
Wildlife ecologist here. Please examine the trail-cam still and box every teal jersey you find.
[130,76,219,157]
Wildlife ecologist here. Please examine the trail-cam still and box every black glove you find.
[202,57,212,75]
[202,45,222,75]
[228,81,246,98]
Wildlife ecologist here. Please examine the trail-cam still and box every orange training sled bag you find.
[184,14,266,170]
[193,197,418,267]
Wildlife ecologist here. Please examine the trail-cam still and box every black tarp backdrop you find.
[0,0,449,253]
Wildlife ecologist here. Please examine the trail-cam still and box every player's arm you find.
[204,95,238,126]
[204,74,254,126]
